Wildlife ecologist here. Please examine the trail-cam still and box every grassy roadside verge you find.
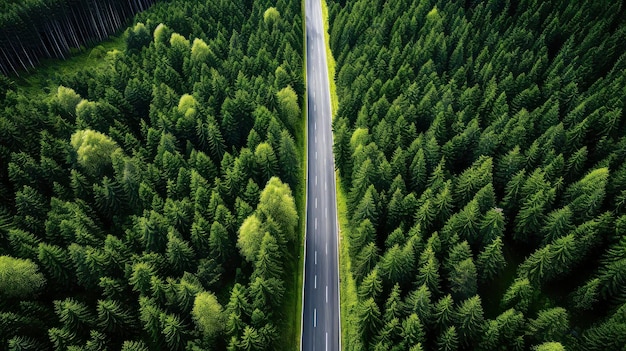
[335,175,360,351]
[320,1,360,350]
[283,1,308,349]
[320,0,338,117]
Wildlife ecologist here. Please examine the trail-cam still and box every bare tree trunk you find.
[0,46,20,76]
[18,39,36,69]
[8,38,28,72]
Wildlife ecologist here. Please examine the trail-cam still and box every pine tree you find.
[165,233,195,275]
[161,313,187,351]
[437,326,459,351]
[379,243,413,285]
[477,237,506,282]
[358,268,383,301]
[403,284,432,322]
[278,130,300,189]
[253,232,283,281]
[449,258,478,301]
[501,278,536,314]
[526,307,569,344]
[54,298,95,335]
[455,295,485,347]
[358,298,382,345]
[96,299,136,334]
[384,284,403,323]
[416,246,441,295]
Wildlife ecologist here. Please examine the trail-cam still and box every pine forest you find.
[1,0,304,350]
[0,0,626,350]
[328,0,626,350]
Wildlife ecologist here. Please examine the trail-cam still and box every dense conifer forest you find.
[3,0,626,350]
[0,0,304,350]
[328,0,626,350]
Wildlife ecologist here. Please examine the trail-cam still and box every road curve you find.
[301,0,341,350]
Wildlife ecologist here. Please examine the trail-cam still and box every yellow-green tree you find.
[0,255,45,298]
[192,291,224,339]
[71,129,120,176]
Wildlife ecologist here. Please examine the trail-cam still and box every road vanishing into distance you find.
[301,0,341,350]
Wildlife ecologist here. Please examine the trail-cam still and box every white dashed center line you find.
[326,285,328,303]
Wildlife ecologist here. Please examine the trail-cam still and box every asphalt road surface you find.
[301,0,341,350]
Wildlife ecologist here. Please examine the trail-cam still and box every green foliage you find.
[276,86,301,133]
[70,129,120,176]
[127,22,152,51]
[329,0,626,348]
[0,256,45,298]
[57,86,82,116]
[526,307,569,344]
[533,342,566,351]
[257,177,298,243]
[237,214,264,263]
[192,291,224,338]
[0,0,305,349]
[263,8,280,26]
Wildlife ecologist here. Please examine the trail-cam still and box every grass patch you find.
[335,175,361,351]
[13,34,126,95]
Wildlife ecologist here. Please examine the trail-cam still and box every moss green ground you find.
[13,35,126,96]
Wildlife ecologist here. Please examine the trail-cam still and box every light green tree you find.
[192,291,224,338]
[0,256,46,298]
[533,342,565,351]
[257,177,298,243]
[276,86,300,133]
[57,86,82,116]
[237,214,264,262]
[177,94,197,115]
[263,7,280,26]
[71,129,120,176]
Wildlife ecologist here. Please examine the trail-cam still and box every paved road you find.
[301,0,341,350]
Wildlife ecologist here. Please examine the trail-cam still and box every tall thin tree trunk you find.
[18,39,36,69]
[32,24,52,58]
[8,38,28,72]
[0,45,20,76]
